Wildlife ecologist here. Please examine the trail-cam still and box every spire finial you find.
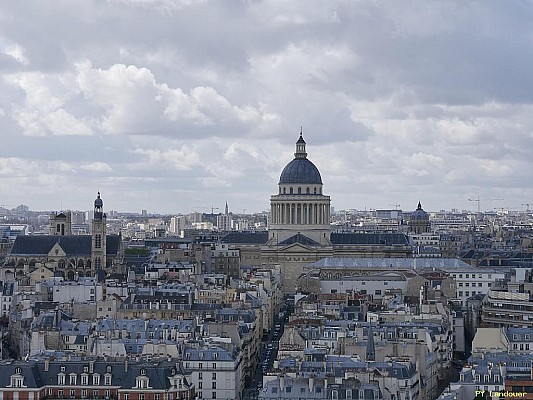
[300,125,303,136]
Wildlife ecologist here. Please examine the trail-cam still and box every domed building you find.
[267,133,331,246]
[221,132,412,293]
[409,201,431,234]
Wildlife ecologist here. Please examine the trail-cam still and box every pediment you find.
[277,242,316,252]
[48,242,66,257]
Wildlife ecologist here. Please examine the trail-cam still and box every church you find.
[5,193,123,281]
[222,133,412,292]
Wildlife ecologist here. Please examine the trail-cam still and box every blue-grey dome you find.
[279,158,322,184]
[411,202,428,220]
[94,192,103,208]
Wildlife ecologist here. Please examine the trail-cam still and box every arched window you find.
[298,187,301,194]
[290,188,293,194]
[306,187,310,194]
[314,188,317,194]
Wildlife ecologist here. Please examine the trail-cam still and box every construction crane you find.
[388,204,401,210]
[522,203,532,212]
[468,197,504,213]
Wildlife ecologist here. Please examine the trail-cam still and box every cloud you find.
[2,1,533,213]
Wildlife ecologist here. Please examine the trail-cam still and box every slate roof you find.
[0,359,191,390]
[10,235,121,257]
[220,232,269,244]
[279,233,319,247]
[330,232,409,246]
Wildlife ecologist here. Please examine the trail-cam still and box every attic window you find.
[140,369,146,376]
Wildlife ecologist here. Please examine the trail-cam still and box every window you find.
[93,390,99,398]
[212,363,217,369]
[332,390,339,399]
[375,290,381,295]
[82,389,87,398]
[199,363,203,369]
[123,394,129,400]
[212,373,216,380]
[212,392,216,399]
[93,374,100,385]
[139,394,145,400]
[199,382,203,389]
[105,374,112,385]
[58,374,66,385]
[70,389,75,398]
[199,372,203,380]
[95,234,102,249]
[459,283,463,287]
[478,283,483,287]
[212,382,217,389]
[465,283,470,287]
[58,389,64,397]
[105,390,110,398]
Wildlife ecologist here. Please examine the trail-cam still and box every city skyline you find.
[1,1,532,214]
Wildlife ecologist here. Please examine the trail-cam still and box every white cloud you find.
[2,1,533,213]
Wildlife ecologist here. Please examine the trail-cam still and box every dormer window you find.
[10,376,24,388]
[136,376,149,389]
[141,369,146,376]
[60,365,66,372]
[106,365,112,373]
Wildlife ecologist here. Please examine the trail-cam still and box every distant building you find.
[5,193,123,280]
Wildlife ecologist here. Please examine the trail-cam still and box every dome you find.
[279,158,322,184]
[94,192,103,208]
[411,201,428,220]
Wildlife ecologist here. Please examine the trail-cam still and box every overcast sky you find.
[1,0,532,215]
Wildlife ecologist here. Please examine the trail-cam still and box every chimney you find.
[89,360,94,373]
[124,358,128,372]
[44,358,49,372]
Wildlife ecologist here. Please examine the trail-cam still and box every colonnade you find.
[270,202,330,225]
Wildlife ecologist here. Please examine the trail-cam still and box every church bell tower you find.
[91,192,107,271]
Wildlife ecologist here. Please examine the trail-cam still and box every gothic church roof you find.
[10,235,121,257]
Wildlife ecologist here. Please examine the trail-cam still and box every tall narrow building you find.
[91,192,107,270]
[267,132,331,245]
